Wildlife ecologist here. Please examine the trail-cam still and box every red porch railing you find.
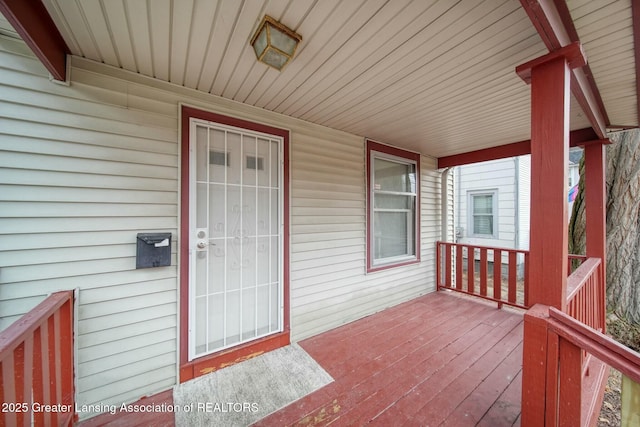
[436,242,592,312]
[0,291,75,427]
[566,257,606,333]
[522,257,610,426]
[524,305,639,426]
[436,241,530,309]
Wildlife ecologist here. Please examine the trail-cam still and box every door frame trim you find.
[179,105,290,382]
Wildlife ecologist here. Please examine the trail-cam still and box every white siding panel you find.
[518,155,531,250]
[289,151,440,341]
[0,34,443,415]
[0,35,180,411]
[455,158,517,249]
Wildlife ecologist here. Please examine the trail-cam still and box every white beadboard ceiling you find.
[38,0,637,158]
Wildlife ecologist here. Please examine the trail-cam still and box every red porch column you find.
[585,142,607,331]
[516,43,586,310]
[516,43,587,426]
[584,143,606,261]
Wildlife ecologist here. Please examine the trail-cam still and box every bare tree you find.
[569,129,640,323]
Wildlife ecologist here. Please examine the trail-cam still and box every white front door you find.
[188,118,283,360]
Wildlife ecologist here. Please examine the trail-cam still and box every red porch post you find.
[584,142,607,332]
[516,43,586,310]
[516,42,587,426]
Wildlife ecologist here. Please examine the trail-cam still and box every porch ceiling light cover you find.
[251,15,301,71]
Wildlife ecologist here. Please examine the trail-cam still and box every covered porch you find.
[0,0,639,425]
[71,291,523,426]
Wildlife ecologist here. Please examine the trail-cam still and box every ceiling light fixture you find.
[250,15,301,71]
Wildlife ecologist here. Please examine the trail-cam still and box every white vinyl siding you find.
[517,155,531,251]
[0,34,443,417]
[455,158,518,249]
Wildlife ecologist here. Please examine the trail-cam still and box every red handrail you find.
[436,241,529,309]
[566,257,606,333]
[0,290,75,426]
[549,307,640,384]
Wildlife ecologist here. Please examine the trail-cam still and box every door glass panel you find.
[227,186,241,238]
[257,189,269,236]
[208,294,224,350]
[257,285,269,335]
[196,183,208,228]
[270,283,279,330]
[210,129,226,184]
[270,190,279,235]
[190,119,282,360]
[243,187,256,237]
[242,288,256,339]
[196,126,208,182]
[270,141,278,186]
[208,245,225,294]
[270,236,279,283]
[226,237,241,291]
[195,252,207,297]
[195,297,206,354]
[209,184,225,239]
[226,290,240,346]
[243,135,258,185]
[227,132,241,185]
[242,237,257,289]
[257,237,269,285]
[258,138,270,187]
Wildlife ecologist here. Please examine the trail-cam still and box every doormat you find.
[173,343,334,426]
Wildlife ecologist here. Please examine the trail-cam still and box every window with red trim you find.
[366,140,420,272]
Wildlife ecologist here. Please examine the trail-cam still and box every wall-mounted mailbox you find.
[136,233,172,269]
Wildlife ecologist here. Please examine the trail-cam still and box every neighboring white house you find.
[455,149,583,252]
[455,155,531,252]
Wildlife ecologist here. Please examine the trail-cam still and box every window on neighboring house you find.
[367,140,420,272]
[469,191,497,237]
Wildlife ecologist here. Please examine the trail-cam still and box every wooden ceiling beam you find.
[0,0,69,81]
[519,0,609,139]
[437,127,603,168]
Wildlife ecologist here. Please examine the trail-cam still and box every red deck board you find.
[255,293,524,427]
[79,292,524,427]
[442,341,523,426]
[320,303,520,426]
[367,313,522,426]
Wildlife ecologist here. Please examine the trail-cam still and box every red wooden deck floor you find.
[77,292,522,427]
[254,292,523,427]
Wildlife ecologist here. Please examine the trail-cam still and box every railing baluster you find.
[468,246,475,295]
[445,244,452,290]
[508,251,517,304]
[558,336,583,424]
[493,249,502,306]
[2,353,17,427]
[456,245,463,291]
[436,243,442,288]
[0,291,74,427]
[60,299,74,412]
[33,326,45,426]
[480,248,488,298]
[47,315,59,426]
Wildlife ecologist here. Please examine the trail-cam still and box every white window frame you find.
[467,190,498,238]
[367,141,420,271]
